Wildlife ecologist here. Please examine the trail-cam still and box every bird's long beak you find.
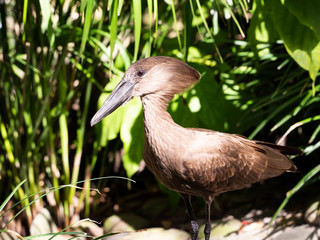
[90,79,136,126]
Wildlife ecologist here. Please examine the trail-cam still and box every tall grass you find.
[0,0,319,234]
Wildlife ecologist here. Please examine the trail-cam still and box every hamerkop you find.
[91,56,302,240]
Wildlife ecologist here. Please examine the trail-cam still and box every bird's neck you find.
[141,94,177,133]
[141,94,185,157]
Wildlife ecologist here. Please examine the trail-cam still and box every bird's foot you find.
[190,219,199,240]
[204,221,211,240]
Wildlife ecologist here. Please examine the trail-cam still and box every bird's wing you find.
[180,131,298,195]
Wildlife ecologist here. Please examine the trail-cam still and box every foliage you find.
[249,0,320,89]
[0,0,319,235]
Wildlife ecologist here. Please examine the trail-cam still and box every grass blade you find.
[170,0,181,50]
[110,0,119,63]
[79,0,94,58]
[0,180,26,212]
[270,164,320,227]
[69,81,92,204]
[195,0,222,62]
[1,177,135,230]
[132,0,141,61]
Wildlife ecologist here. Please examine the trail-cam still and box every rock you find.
[72,220,103,237]
[0,231,19,240]
[104,227,189,240]
[104,213,148,233]
[271,225,320,240]
[30,208,59,240]
[304,201,320,226]
[225,222,320,240]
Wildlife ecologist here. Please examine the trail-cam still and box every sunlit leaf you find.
[283,0,320,40]
[272,0,320,81]
[98,76,126,146]
[191,64,241,132]
[120,98,144,178]
[248,0,279,56]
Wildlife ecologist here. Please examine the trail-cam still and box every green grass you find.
[0,0,319,237]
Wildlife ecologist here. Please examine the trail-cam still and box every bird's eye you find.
[137,70,144,77]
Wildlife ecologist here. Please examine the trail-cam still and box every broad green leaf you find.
[120,98,144,178]
[272,0,320,81]
[248,0,279,56]
[169,94,199,128]
[190,64,241,132]
[283,0,320,40]
[98,75,125,146]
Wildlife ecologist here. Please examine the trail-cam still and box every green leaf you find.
[169,94,199,128]
[283,0,320,40]
[248,0,279,56]
[272,0,320,81]
[190,64,241,132]
[120,98,144,178]
[98,76,125,146]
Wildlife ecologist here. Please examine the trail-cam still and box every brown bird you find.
[91,56,302,240]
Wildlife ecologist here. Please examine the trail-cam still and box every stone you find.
[271,225,320,240]
[72,220,103,237]
[29,208,59,240]
[104,227,189,240]
[0,231,19,240]
[304,201,320,226]
[104,213,148,233]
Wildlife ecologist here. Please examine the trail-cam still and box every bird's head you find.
[90,56,201,126]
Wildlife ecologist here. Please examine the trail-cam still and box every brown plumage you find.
[91,56,302,240]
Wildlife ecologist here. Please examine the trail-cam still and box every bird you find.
[90,56,302,240]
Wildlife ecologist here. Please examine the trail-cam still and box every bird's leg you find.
[181,194,198,240]
[204,202,212,240]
